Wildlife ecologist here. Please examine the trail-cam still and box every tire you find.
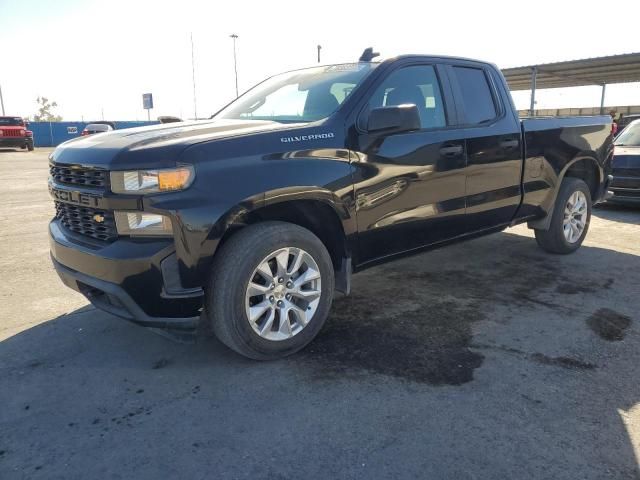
[534,177,592,254]
[27,143,34,151]
[207,221,335,360]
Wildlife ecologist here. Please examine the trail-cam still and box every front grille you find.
[1,129,23,137]
[54,201,117,242]
[611,189,640,198]
[50,163,108,189]
[610,176,640,189]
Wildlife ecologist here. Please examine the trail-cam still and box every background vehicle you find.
[81,122,114,136]
[0,116,34,151]
[48,52,613,360]
[609,119,640,204]
[158,116,183,124]
[617,114,640,133]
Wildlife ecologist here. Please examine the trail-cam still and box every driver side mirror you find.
[367,104,421,135]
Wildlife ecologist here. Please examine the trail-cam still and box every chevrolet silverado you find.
[48,51,614,359]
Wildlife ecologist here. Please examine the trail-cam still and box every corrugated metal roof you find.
[501,52,640,90]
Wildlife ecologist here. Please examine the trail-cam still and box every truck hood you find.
[51,118,305,169]
[612,145,640,171]
[613,146,640,156]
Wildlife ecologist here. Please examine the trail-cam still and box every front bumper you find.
[608,174,640,204]
[0,137,30,148]
[49,219,203,331]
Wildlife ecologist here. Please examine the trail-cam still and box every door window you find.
[369,65,446,129]
[451,67,498,124]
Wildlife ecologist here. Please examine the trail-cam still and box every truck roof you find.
[276,54,497,79]
[387,53,494,64]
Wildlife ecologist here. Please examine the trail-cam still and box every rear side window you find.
[452,67,497,124]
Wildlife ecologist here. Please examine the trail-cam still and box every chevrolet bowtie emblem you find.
[93,213,105,223]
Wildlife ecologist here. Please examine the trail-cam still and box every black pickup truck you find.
[49,52,613,359]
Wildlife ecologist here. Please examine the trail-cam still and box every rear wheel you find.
[535,177,591,254]
[207,221,335,360]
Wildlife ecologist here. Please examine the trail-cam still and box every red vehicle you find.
[0,116,34,151]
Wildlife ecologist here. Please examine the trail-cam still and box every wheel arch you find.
[561,156,602,200]
[528,155,601,231]
[204,188,357,294]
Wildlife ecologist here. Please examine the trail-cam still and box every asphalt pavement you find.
[1,148,639,479]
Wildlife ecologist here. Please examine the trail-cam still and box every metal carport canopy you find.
[500,52,640,114]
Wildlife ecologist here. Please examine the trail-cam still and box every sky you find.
[1,0,639,121]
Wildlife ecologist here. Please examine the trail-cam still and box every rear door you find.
[446,62,523,230]
[350,61,469,263]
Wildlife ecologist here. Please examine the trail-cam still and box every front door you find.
[350,63,469,264]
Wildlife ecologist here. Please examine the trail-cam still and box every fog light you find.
[115,211,172,236]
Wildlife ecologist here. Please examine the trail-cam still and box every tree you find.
[33,96,62,122]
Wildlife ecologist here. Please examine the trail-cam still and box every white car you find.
[81,123,114,136]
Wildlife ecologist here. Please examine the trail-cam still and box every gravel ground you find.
[1,148,639,479]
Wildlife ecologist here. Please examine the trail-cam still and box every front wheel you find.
[207,221,335,360]
[27,142,34,151]
[535,177,592,254]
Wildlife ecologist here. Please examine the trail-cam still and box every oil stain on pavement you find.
[586,308,632,341]
[297,244,609,386]
[301,292,485,386]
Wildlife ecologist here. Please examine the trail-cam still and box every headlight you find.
[110,166,194,194]
[114,211,173,236]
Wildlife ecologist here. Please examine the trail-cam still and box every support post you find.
[600,84,607,115]
[529,67,537,116]
[0,84,5,115]
[230,34,239,98]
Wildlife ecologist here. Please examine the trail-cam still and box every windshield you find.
[215,63,379,123]
[615,121,640,146]
[0,117,24,126]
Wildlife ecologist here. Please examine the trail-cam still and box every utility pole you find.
[191,32,198,119]
[317,45,322,64]
[0,84,5,115]
[230,34,239,98]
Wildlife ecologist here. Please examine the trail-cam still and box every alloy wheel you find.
[244,247,322,341]
[563,190,588,243]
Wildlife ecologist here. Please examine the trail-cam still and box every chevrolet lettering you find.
[49,186,100,207]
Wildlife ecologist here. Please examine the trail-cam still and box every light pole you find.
[230,34,239,98]
[317,45,322,64]
[191,32,198,119]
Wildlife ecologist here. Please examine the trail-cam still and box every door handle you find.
[500,139,519,149]
[439,144,463,157]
